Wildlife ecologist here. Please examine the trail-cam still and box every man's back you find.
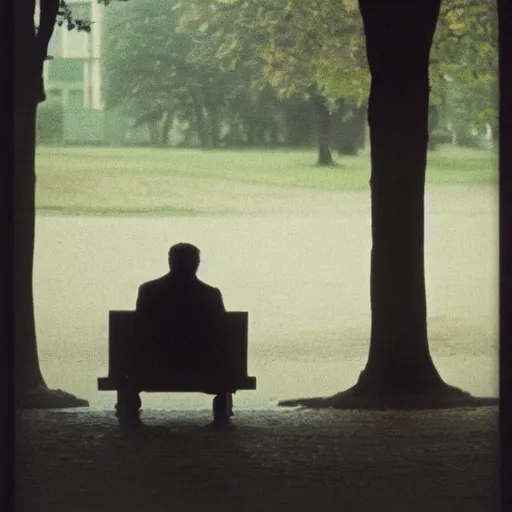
[137,273,225,318]
[135,273,226,372]
[117,243,235,427]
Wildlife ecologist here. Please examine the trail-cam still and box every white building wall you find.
[92,61,103,109]
[37,0,117,144]
[61,22,69,58]
[91,0,103,109]
[91,0,102,59]
[42,0,104,110]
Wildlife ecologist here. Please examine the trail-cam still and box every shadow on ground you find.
[16,407,499,512]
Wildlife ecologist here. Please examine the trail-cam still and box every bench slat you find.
[97,376,257,392]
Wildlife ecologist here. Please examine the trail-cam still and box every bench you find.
[98,311,257,396]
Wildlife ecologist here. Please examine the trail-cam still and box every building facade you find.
[37,0,130,144]
[45,0,103,110]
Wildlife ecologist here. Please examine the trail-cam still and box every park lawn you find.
[35,145,497,216]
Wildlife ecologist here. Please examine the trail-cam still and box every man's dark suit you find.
[134,272,227,376]
[115,271,232,425]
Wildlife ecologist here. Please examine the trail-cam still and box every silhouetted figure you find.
[115,243,233,429]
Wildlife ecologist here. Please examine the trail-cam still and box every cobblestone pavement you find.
[15,406,499,512]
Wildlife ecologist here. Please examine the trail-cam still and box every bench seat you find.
[98,310,257,394]
[98,376,257,392]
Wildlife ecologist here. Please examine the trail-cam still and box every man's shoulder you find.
[139,275,221,298]
[196,279,221,295]
[139,274,170,292]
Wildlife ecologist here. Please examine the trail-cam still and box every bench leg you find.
[212,392,233,423]
[228,393,233,416]
[115,389,142,427]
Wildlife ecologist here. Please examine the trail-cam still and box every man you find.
[115,243,233,428]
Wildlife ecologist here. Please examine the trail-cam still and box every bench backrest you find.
[108,310,249,380]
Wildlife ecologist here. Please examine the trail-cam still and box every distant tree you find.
[430,0,498,147]
[104,0,272,149]
[103,0,207,147]
[181,0,369,164]
[330,99,367,155]
[309,87,335,166]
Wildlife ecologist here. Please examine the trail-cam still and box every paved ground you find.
[15,406,499,512]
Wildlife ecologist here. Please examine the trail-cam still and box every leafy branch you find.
[57,0,92,32]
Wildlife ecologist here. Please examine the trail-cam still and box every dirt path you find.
[33,183,498,410]
[16,407,499,512]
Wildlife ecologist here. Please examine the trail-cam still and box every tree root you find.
[278,381,499,410]
[16,386,89,409]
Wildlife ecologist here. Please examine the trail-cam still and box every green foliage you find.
[103,0,304,147]
[57,1,92,32]
[181,0,369,104]
[103,0,191,114]
[279,0,369,103]
[430,0,498,136]
[179,0,497,140]
[103,0,261,145]
[64,0,497,148]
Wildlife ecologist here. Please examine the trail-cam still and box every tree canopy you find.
[55,0,494,151]
[180,0,496,108]
[431,0,498,138]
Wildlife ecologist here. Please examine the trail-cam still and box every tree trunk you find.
[330,98,346,153]
[269,118,280,146]
[358,0,443,394]
[14,101,47,395]
[246,119,258,146]
[14,0,88,408]
[160,110,173,146]
[498,1,512,502]
[147,120,159,146]
[223,123,243,147]
[14,1,49,402]
[257,122,268,146]
[205,103,221,148]
[313,94,334,166]
[191,93,209,150]
[278,0,497,409]
[181,124,195,147]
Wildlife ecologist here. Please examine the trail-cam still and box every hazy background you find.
[34,0,498,411]
[33,170,498,410]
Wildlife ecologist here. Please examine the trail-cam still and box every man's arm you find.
[215,288,226,314]
[136,284,150,314]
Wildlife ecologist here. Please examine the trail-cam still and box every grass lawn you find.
[35,145,497,216]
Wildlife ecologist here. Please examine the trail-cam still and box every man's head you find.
[168,243,200,277]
